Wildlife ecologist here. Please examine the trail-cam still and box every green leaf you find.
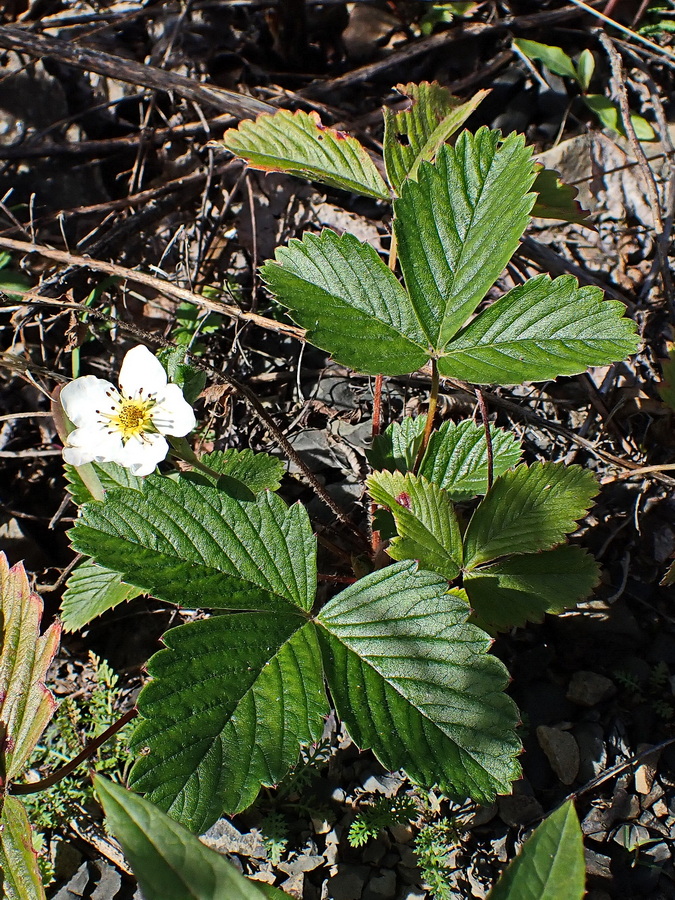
[531,167,591,225]
[419,419,521,500]
[394,129,537,347]
[0,554,60,782]
[221,108,390,199]
[368,472,463,580]
[383,82,488,194]
[95,776,285,899]
[438,274,639,385]
[70,475,316,613]
[261,229,429,376]
[318,562,521,803]
[463,463,598,569]
[584,95,656,141]
[128,613,327,830]
[366,415,427,473]
[575,49,595,92]
[464,546,600,632]
[514,39,578,80]
[60,558,142,632]
[200,449,285,493]
[488,801,585,900]
[0,795,45,900]
[64,459,144,506]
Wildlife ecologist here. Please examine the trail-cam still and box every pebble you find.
[498,792,544,826]
[635,744,660,794]
[567,671,616,707]
[388,824,414,844]
[584,848,612,879]
[361,772,405,796]
[536,725,580,784]
[362,870,397,900]
[326,865,370,900]
[573,721,607,781]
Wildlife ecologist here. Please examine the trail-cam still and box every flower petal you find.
[63,425,124,467]
[115,432,169,476]
[60,376,115,428]
[118,346,167,397]
[152,384,196,436]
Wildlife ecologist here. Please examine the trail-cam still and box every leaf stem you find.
[475,388,494,490]
[413,358,439,473]
[168,437,227,480]
[10,708,138,796]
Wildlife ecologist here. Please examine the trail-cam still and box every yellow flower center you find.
[99,393,157,442]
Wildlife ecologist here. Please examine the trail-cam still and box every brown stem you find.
[11,708,138,796]
[413,359,439,473]
[475,388,494,490]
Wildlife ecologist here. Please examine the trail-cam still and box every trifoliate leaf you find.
[221,108,390,199]
[95,776,285,899]
[394,129,537,348]
[318,562,521,803]
[368,472,462,580]
[261,230,429,376]
[201,449,285,493]
[419,419,522,500]
[438,274,639,385]
[70,475,316,612]
[366,415,427,473]
[464,545,600,632]
[128,613,327,831]
[488,801,584,900]
[463,463,598,569]
[64,459,144,506]
[383,82,488,194]
[61,558,142,632]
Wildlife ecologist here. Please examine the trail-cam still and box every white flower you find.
[60,345,196,476]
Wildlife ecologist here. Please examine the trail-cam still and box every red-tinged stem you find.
[413,359,439,473]
[318,573,357,584]
[10,707,138,796]
[475,387,494,490]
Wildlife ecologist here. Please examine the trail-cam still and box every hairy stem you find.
[11,708,138,796]
[413,359,439,473]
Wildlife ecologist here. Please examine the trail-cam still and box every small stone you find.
[363,870,397,900]
[277,855,323,875]
[567,671,616,707]
[312,815,332,834]
[249,870,276,884]
[585,848,612,879]
[582,806,611,842]
[537,726,580,784]
[396,892,425,900]
[280,871,304,899]
[654,799,668,817]
[573,722,607,782]
[397,846,418,869]
[498,792,544,826]
[388,823,414,843]
[363,835,389,865]
[332,787,347,803]
[635,756,658,794]
[644,783,665,807]
[326,865,369,900]
[460,802,498,828]
[361,772,405,796]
